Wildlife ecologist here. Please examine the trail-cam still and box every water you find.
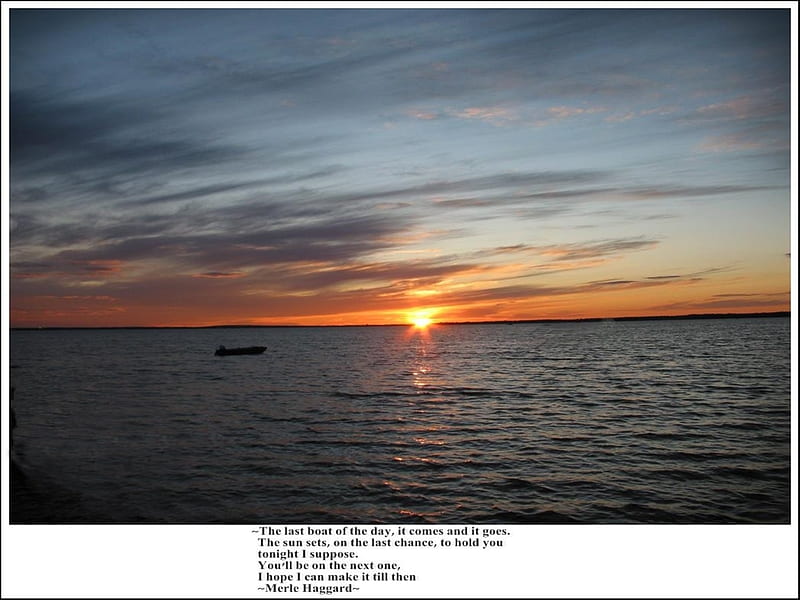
[9,317,790,524]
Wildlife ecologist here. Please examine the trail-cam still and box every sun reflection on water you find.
[409,331,436,393]
[412,364,431,391]
[413,437,446,446]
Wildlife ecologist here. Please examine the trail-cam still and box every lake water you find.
[9,317,791,524]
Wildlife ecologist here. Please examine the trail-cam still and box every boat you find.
[214,345,267,356]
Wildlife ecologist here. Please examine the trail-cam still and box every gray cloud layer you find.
[10,8,790,324]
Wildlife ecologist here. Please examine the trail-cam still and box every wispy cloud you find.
[697,134,765,153]
[192,271,245,279]
[10,8,790,325]
[451,106,518,125]
[546,105,607,120]
[11,90,245,180]
[692,94,786,121]
[651,291,790,312]
[485,238,658,261]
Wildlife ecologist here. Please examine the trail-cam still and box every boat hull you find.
[214,346,267,356]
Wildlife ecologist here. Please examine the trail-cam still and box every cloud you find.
[123,168,342,208]
[692,94,786,122]
[604,105,679,123]
[711,292,788,299]
[14,210,418,283]
[451,106,518,125]
[697,134,765,153]
[9,9,790,326]
[406,103,612,128]
[192,271,245,279]
[588,279,636,286]
[546,105,607,120]
[431,181,779,214]
[651,290,790,312]
[526,238,659,261]
[285,169,615,213]
[258,259,484,293]
[9,226,672,324]
[621,184,780,200]
[682,90,788,155]
[696,120,789,154]
[407,109,440,120]
[11,294,127,324]
[12,256,128,282]
[10,89,248,196]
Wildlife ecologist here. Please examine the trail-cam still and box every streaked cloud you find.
[9,7,790,326]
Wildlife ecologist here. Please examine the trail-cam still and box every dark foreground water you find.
[9,317,790,524]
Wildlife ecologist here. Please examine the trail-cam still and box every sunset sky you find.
[7,6,792,327]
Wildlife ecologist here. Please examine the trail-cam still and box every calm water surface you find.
[10,318,790,523]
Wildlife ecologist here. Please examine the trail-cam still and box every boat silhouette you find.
[214,345,267,356]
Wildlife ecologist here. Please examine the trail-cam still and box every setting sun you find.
[408,310,435,328]
[412,316,432,328]
[8,9,790,333]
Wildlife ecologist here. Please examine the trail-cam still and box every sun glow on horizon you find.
[7,11,791,331]
[408,309,436,328]
[412,316,432,328]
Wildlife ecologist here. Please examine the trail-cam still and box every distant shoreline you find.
[9,311,790,330]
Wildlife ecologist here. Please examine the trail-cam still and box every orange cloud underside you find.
[11,277,789,328]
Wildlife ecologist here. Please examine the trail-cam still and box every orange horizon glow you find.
[407,309,436,329]
[9,253,791,327]
[8,10,791,332]
[8,239,791,329]
[9,294,790,329]
[10,250,791,328]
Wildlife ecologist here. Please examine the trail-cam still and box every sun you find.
[412,316,432,328]
[408,310,435,328]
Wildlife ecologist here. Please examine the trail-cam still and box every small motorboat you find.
[214,345,267,356]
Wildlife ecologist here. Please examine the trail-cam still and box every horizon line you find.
[9,311,790,330]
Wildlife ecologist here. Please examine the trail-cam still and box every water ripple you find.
[10,317,789,523]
